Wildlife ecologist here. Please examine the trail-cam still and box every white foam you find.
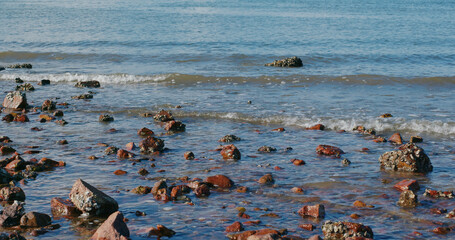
[0,73,172,84]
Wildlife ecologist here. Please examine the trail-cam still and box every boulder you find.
[221,144,241,160]
[322,221,373,240]
[205,175,234,188]
[0,201,25,227]
[50,197,81,216]
[378,143,432,173]
[153,110,174,122]
[139,136,164,153]
[2,91,27,109]
[69,179,118,216]
[397,190,418,208]
[0,186,25,201]
[19,212,51,227]
[316,145,344,157]
[265,56,303,67]
[91,211,130,240]
[298,204,325,218]
[75,81,100,88]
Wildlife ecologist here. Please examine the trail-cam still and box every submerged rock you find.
[38,79,51,85]
[72,93,93,100]
[306,124,325,130]
[153,109,174,122]
[41,100,56,111]
[146,224,176,238]
[69,179,118,216]
[20,212,51,227]
[2,91,27,109]
[258,174,274,185]
[75,80,100,88]
[316,145,344,157]
[258,146,277,153]
[265,56,303,67]
[137,127,154,136]
[184,151,195,160]
[164,120,186,132]
[378,143,432,173]
[99,114,114,122]
[321,221,373,240]
[91,211,130,240]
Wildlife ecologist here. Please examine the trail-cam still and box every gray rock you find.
[69,179,118,216]
[378,143,432,173]
[2,91,27,109]
[0,201,25,227]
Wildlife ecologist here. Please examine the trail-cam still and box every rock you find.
[114,170,127,175]
[388,133,403,145]
[117,149,135,159]
[394,179,420,192]
[226,221,244,232]
[151,180,167,196]
[41,100,56,111]
[316,145,344,157]
[306,124,325,130]
[153,110,174,122]
[291,159,305,166]
[19,212,51,227]
[139,136,165,153]
[53,110,64,117]
[307,236,323,240]
[55,119,68,125]
[397,190,418,208]
[322,221,373,240]
[423,189,454,199]
[13,114,29,122]
[258,174,274,184]
[5,159,26,171]
[265,56,303,67]
[0,146,16,156]
[38,79,50,85]
[221,144,241,160]
[8,63,32,69]
[247,233,281,240]
[146,224,176,238]
[0,186,25,201]
[373,136,387,143]
[75,81,100,88]
[138,168,149,176]
[291,187,303,193]
[131,186,151,195]
[219,135,241,142]
[104,146,119,155]
[378,143,432,173]
[257,146,276,153]
[15,83,34,91]
[194,184,210,197]
[39,114,55,122]
[432,227,450,235]
[137,127,154,136]
[0,66,4,71]
[342,158,351,165]
[298,204,325,218]
[72,93,93,99]
[125,142,136,151]
[410,136,423,143]
[353,200,374,208]
[184,151,195,160]
[2,114,14,122]
[0,232,26,239]
[164,120,186,132]
[379,113,393,118]
[299,224,315,231]
[205,175,234,188]
[154,188,171,202]
[38,157,65,170]
[2,91,27,109]
[170,185,191,200]
[99,114,114,122]
[0,169,13,184]
[0,201,25,227]
[50,197,81,216]
[91,211,130,240]
[69,179,119,216]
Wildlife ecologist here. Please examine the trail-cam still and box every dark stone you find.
[20,212,51,227]
[15,83,34,91]
[7,63,32,69]
[38,79,51,85]
[265,56,303,67]
[75,81,100,88]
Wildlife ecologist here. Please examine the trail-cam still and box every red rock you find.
[154,188,171,202]
[298,204,325,218]
[291,159,305,166]
[125,142,136,151]
[146,224,176,238]
[69,179,119,216]
[226,221,244,232]
[299,224,315,231]
[430,208,447,214]
[306,124,325,130]
[184,151,195,160]
[394,179,420,192]
[291,187,303,193]
[151,180,167,196]
[138,127,154,136]
[170,185,190,200]
[139,136,165,153]
[2,91,27,109]
[205,175,234,188]
[316,145,344,157]
[0,146,16,155]
[50,197,81,216]
[388,133,403,145]
[91,211,130,240]
[23,150,40,154]
[272,128,285,132]
[57,139,68,145]
[164,120,186,132]
[373,137,387,143]
[153,110,174,122]
[20,212,51,227]
[243,220,261,226]
[432,227,450,234]
[220,144,241,160]
[114,170,127,175]
[0,186,25,201]
[99,114,114,122]
[5,159,26,171]
[117,149,135,159]
[238,212,250,219]
[226,230,256,240]
[274,166,283,170]
[13,114,29,122]
[194,184,210,197]
[350,213,360,219]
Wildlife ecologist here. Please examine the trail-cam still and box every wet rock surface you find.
[69,179,119,216]
[397,190,418,208]
[265,56,303,67]
[91,211,130,240]
[75,80,100,88]
[322,221,373,240]
[2,91,27,109]
[378,143,432,173]
[19,212,51,227]
[221,144,241,160]
[139,136,165,153]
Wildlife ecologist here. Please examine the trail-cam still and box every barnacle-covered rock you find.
[378,143,432,173]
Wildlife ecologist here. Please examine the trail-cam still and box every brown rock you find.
[236,186,248,193]
[388,133,403,145]
[353,200,374,208]
[397,190,418,208]
[138,168,149,176]
[139,136,165,153]
[258,146,277,153]
[164,120,186,132]
[5,159,26,171]
[39,114,55,121]
[99,114,114,122]
[75,80,100,88]
[194,184,210,197]
[117,149,135,159]
[226,221,244,232]
[379,113,393,118]
[378,143,432,173]
[184,151,195,160]
[291,159,305,166]
[137,127,154,136]
[432,227,450,234]
[219,135,241,142]
[170,185,190,200]
[91,211,130,240]
[298,204,325,218]
[316,145,344,157]
[53,110,64,117]
[13,114,29,122]
[205,175,234,188]
[322,221,374,240]
[146,224,176,238]
[41,100,56,111]
[306,124,325,130]
[272,128,285,132]
[0,186,25,201]
[69,179,119,216]
[291,187,303,193]
[2,91,27,109]
[125,142,136,151]
[131,186,151,195]
[154,188,171,202]
[373,137,387,143]
[20,212,51,228]
[394,179,420,192]
[114,170,127,175]
[151,180,167,196]
[258,174,274,184]
[299,224,315,231]
[221,144,241,160]
[50,197,81,216]
[153,110,174,122]
[0,201,25,227]
[265,56,303,67]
